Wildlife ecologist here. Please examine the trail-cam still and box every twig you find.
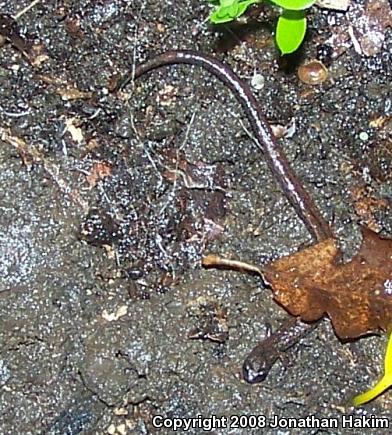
[14,0,42,20]
[159,110,197,215]
[202,254,265,277]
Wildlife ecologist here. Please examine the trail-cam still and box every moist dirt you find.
[0,1,391,434]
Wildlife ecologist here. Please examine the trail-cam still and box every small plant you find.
[207,0,317,54]
[352,331,392,406]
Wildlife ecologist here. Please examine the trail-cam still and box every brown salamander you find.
[242,318,316,383]
[116,50,333,383]
[117,50,332,242]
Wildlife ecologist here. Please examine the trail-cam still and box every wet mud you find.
[0,1,391,433]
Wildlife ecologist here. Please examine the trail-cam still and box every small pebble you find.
[117,424,127,435]
[251,73,265,90]
[298,60,328,85]
[316,0,350,11]
[359,131,369,141]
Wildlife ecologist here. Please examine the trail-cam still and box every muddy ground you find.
[0,0,391,434]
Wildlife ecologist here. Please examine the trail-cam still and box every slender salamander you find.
[116,50,333,383]
[242,318,316,383]
[117,50,333,242]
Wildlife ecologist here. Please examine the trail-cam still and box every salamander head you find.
[242,353,275,384]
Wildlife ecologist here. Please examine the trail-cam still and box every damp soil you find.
[0,1,391,434]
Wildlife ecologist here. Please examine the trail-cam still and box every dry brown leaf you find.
[86,162,112,188]
[56,85,92,101]
[264,227,392,339]
[350,185,389,232]
[29,42,49,67]
[37,74,92,100]
[0,127,43,166]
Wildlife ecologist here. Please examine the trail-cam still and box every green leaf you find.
[276,10,306,54]
[209,0,260,24]
[270,0,316,10]
[220,0,238,6]
[210,5,237,23]
[234,0,260,17]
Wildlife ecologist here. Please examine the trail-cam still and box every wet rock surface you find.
[0,0,391,433]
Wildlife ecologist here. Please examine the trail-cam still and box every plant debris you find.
[0,13,30,58]
[187,297,229,343]
[350,184,390,232]
[85,161,113,188]
[316,0,350,12]
[203,227,392,340]
[37,74,93,100]
[0,12,48,65]
[325,0,392,57]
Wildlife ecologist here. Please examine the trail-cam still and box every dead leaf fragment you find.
[187,296,229,343]
[350,185,389,232]
[102,305,128,322]
[264,227,392,339]
[0,127,43,166]
[325,0,392,57]
[65,17,85,39]
[37,74,92,100]
[64,117,84,143]
[86,161,112,188]
[0,127,89,211]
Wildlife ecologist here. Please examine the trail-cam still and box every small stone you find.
[117,424,127,435]
[298,60,328,85]
[316,0,350,11]
[359,131,369,141]
[251,73,265,90]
